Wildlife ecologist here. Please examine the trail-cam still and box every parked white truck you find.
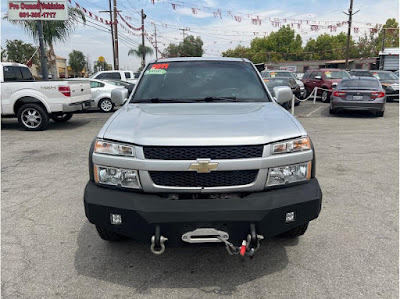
[91,70,138,84]
[1,62,92,130]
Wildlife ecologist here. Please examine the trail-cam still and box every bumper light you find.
[94,165,141,189]
[285,212,295,223]
[266,162,311,187]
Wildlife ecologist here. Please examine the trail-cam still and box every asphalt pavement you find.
[1,100,399,298]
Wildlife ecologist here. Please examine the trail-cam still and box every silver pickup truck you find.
[84,57,322,257]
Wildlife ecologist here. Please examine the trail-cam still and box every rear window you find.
[350,71,373,77]
[372,72,398,80]
[125,72,131,79]
[339,79,380,89]
[323,70,350,79]
[96,72,121,80]
[132,61,269,102]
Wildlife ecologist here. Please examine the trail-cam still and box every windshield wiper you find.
[133,98,188,103]
[192,96,238,102]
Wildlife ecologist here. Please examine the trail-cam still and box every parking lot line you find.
[306,106,325,117]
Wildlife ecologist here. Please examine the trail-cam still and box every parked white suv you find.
[1,62,92,130]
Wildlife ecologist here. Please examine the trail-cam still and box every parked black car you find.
[105,80,135,95]
[371,71,399,101]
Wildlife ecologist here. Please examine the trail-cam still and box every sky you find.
[1,0,399,72]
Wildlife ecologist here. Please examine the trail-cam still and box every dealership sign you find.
[8,0,68,20]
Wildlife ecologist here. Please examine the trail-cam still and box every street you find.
[1,100,398,298]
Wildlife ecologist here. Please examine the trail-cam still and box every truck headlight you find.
[272,137,311,154]
[266,162,311,187]
[94,165,141,189]
[94,139,135,157]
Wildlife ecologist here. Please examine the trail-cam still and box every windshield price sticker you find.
[145,69,167,75]
[8,0,68,20]
[151,63,169,70]
[324,71,332,78]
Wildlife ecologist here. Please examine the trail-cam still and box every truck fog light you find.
[110,214,122,225]
[266,161,311,187]
[285,212,295,223]
[95,165,141,189]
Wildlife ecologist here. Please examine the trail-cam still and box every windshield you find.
[323,70,350,79]
[339,79,380,90]
[264,78,290,88]
[131,61,269,103]
[264,71,294,79]
[372,72,398,80]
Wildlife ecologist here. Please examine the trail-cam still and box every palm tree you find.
[5,8,85,78]
[128,44,154,68]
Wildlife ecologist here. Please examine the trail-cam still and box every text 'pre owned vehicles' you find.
[84,57,323,257]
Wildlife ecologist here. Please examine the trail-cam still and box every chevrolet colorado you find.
[84,57,322,257]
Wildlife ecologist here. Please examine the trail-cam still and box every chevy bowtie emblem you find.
[189,159,219,173]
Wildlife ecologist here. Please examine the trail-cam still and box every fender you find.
[6,89,51,115]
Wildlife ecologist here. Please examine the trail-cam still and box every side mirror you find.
[273,86,293,104]
[314,75,322,80]
[111,88,128,106]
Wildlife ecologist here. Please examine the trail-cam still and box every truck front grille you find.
[149,170,258,188]
[143,145,264,160]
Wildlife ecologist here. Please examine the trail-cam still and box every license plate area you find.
[352,95,364,101]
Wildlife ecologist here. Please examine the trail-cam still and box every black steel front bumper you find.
[84,179,322,246]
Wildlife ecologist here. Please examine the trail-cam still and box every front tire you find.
[50,112,73,123]
[281,223,309,238]
[95,225,125,241]
[321,90,330,103]
[98,98,114,113]
[17,103,49,131]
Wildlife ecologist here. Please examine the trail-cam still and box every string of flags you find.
[148,0,385,32]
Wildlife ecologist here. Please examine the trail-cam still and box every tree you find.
[5,8,85,78]
[222,45,252,60]
[164,35,204,57]
[68,50,86,77]
[222,26,302,63]
[375,18,399,50]
[4,39,38,65]
[128,44,153,68]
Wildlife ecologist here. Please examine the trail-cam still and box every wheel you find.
[321,90,330,103]
[295,100,300,106]
[376,110,384,117]
[17,103,49,131]
[98,98,114,113]
[329,107,337,114]
[50,112,73,122]
[281,223,309,238]
[95,225,125,241]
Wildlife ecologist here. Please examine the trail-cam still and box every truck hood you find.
[101,102,304,146]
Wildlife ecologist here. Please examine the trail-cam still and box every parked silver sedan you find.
[329,77,386,117]
[89,79,126,112]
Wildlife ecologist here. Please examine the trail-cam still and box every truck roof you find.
[1,62,28,67]
[154,57,251,63]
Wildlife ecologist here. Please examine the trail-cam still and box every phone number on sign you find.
[19,12,58,18]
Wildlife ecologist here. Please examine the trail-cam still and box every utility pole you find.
[153,23,158,59]
[113,0,119,69]
[343,0,359,70]
[99,0,117,70]
[179,28,189,42]
[37,20,48,80]
[379,28,387,70]
[141,9,146,69]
